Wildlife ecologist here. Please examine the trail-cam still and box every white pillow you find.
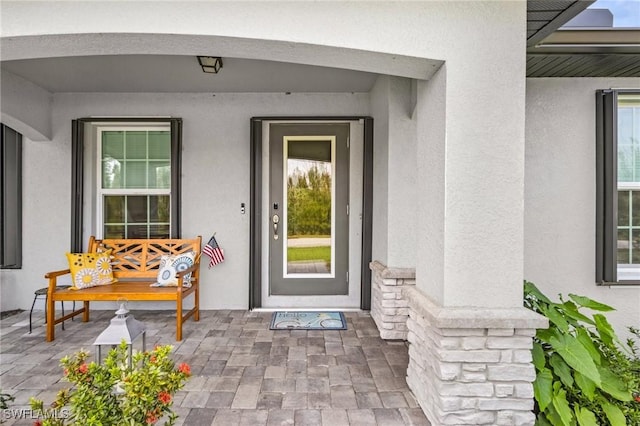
[152,251,196,287]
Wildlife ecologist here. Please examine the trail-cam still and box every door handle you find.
[272,214,280,240]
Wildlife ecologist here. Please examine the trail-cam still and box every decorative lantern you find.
[197,56,223,73]
[94,303,146,366]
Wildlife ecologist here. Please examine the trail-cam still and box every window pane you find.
[103,131,124,158]
[103,157,122,189]
[633,191,640,227]
[618,96,640,182]
[104,196,125,223]
[102,132,124,189]
[128,225,148,239]
[618,143,634,182]
[617,228,630,264]
[126,131,147,159]
[125,161,147,188]
[104,225,125,239]
[149,225,170,239]
[149,195,170,222]
[148,162,171,189]
[149,131,171,159]
[618,190,629,226]
[632,229,640,264]
[127,195,148,224]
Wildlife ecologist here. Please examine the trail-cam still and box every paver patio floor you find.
[0,309,429,425]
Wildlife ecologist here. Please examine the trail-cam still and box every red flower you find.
[77,363,88,374]
[63,368,69,376]
[158,391,172,404]
[150,355,157,363]
[33,421,42,426]
[145,412,157,424]
[634,394,640,403]
[178,363,191,376]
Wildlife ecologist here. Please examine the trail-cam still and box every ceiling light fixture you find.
[197,56,223,74]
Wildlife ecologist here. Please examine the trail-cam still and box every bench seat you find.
[51,280,197,301]
[45,236,202,342]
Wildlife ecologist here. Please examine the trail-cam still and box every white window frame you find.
[95,125,172,239]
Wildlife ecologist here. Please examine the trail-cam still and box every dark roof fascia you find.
[527,0,596,47]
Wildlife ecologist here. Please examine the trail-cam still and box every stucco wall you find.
[0,92,369,312]
[416,67,447,305]
[525,77,640,339]
[0,69,52,141]
[387,77,417,268]
[369,75,417,269]
[1,1,515,77]
[370,77,390,265]
[1,0,528,310]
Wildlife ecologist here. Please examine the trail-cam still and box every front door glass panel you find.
[285,139,334,276]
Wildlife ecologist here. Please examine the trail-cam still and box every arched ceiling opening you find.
[1,33,443,94]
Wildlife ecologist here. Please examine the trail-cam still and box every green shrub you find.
[30,341,191,425]
[524,281,639,425]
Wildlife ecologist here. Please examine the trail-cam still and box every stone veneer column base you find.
[403,286,548,426]
[369,261,415,340]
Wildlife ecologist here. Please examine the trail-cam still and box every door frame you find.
[249,116,373,310]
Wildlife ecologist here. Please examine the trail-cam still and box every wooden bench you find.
[44,236,202,342]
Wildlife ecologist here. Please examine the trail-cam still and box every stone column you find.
[369,261,415,340]
[404,287,547,425]
[404,4,550,422]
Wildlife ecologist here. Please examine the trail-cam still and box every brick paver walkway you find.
[0,309,429,425]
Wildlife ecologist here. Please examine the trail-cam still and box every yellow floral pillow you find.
[66,250,116,289]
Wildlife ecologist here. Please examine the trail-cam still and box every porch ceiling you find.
[0,55,380,94]
[526,0,640,77]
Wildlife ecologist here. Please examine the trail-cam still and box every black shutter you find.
[71,119,85,252]
[170,118,182,238]
[596,90,618,284]
[1,124,22,268]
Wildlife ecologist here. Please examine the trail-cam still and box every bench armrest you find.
[45,269,71,279]
[176,263,199,288]
[45,269,71,295]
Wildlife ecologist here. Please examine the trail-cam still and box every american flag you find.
[202,234,225,268]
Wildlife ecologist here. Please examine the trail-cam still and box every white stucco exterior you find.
[5,2,638,423]
[1,0,529,311]
[1,69,52,141]
[525,77,640,340]
[2,91,369,310]
[370,75,417,268]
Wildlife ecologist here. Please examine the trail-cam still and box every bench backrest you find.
[88,236,202,280]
